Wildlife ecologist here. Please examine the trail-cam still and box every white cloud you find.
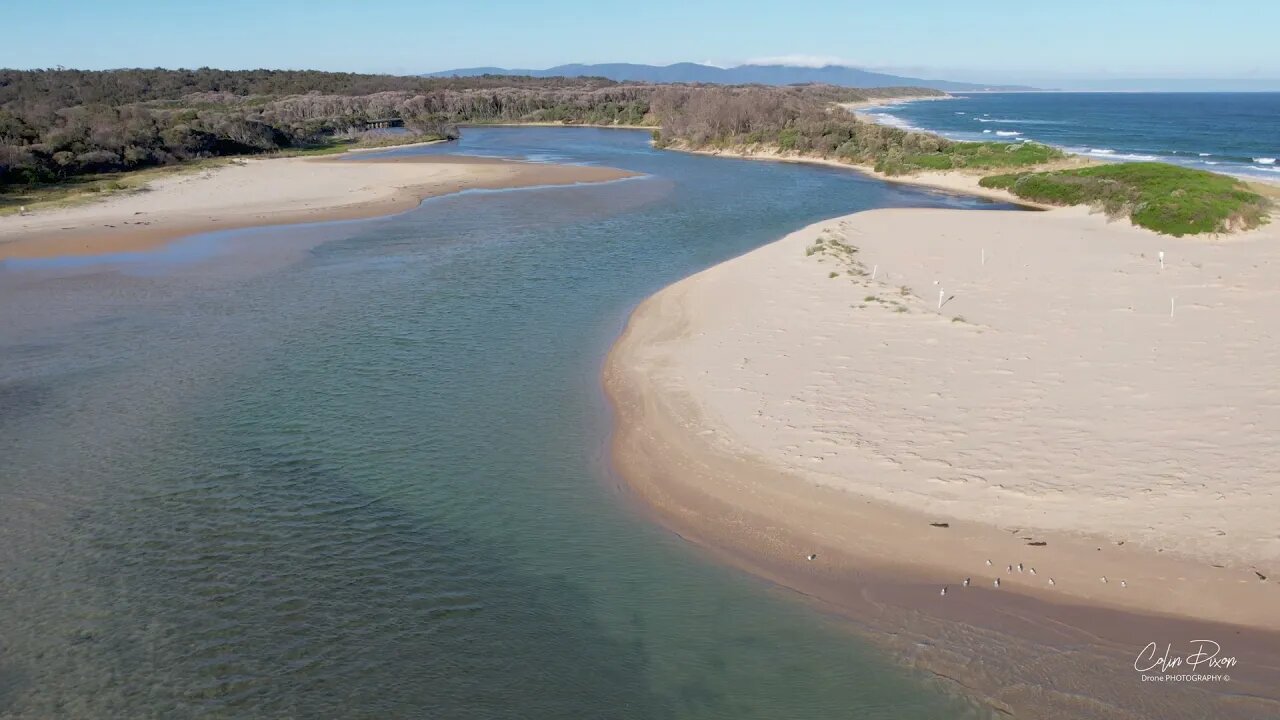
[741,55,854,68]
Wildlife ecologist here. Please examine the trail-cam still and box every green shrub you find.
[979,162,1270,235]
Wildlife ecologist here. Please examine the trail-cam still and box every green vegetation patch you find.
[980,162,1271,236]
[876,141,1063,176]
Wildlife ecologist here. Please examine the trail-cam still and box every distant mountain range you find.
[424,62,1035,92]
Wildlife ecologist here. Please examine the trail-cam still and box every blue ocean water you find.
[863,92,1280,180]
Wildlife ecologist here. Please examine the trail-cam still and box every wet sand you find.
[0,154,637,260]
[604,207,1280,719]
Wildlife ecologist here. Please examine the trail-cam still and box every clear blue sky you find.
[4,0,1279,87]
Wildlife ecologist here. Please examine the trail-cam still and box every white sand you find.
[0,154,634,259]
[609,204,1280,629]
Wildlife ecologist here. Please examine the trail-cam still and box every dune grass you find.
[980,162,1271,235]
[876,141,1064,175]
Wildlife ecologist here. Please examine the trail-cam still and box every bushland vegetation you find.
[0,69,655,187]
[648,85,1060,173]
[1,68,948,190]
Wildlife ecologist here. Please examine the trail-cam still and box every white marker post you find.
[1159,251,1165,270]
[872,264,878,280]
[1170,297,1175,318]
[981,248,986,266]
[937,288,945,310]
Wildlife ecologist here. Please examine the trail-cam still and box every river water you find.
[0,128,1015,718]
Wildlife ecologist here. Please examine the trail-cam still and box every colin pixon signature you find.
[1135,640,1236,681]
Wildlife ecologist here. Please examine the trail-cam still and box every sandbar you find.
[0,154,637,260]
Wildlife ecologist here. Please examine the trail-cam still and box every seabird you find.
[1029,568,1037,575]
[1101,576,1108,584]
[940,586,948,596]
[1048,578,1056,586]
[963,577,971,587]
[985,559,993,566]
[1121,580,1127,588]
[1007,565,1013,573]
[806,554,817,561]
[1017,563,1024,573]
[993,578,1001,588]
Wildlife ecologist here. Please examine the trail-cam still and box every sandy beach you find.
[605,205,1280,717]
[0,154,636,260]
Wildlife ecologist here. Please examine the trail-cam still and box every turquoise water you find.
[0,128,1011,718]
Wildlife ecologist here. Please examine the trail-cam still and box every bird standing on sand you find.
[940,586,948,596]
[985,559,992,566]
[963,577,971,587]
[806,554,817,561]
[1121,580,1127,588]
[1048,578,1056,586]
[1007,565,1013,573]
[1029,568,1037,575]
[993,578,1001,588]
[1101,576,1108,584]
[1017,563,1024,573]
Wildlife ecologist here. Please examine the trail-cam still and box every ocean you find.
[862,92,1280,181]
[0,128,1012,718]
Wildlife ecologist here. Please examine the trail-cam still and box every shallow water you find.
[0,128,1014,718]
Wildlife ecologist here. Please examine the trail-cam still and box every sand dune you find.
[0,154,636,260]
[606,204,1280,716]
[608,204,1280,627]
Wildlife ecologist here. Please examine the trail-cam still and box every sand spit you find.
[605,206,1280,719]
[0,154,637,260]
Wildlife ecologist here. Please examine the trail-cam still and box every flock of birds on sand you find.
[803,553,1128,596]
[944,559,1124,596]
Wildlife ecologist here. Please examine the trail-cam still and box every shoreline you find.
[339,137,451,153]
[464,122,656,131]
[603,207,1280,719]
[667,142,1068,209]
[0,153,638,261]
[848,95,1280,188]
[668,143,1276,229]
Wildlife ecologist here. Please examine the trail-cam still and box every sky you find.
[4,0,1279,89]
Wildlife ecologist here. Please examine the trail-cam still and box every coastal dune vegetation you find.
[648,85,1272,235]
[648,85,1063,174]
[981,163,1270,235]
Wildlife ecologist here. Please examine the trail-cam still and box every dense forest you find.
[0,69,659,187]
[0,68,943,189]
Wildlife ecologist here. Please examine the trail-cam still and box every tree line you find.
[0,69,652,187]
[0,68,945,188]
[647,85,1068,177]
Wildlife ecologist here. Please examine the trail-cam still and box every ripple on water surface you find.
[0,127,1011,719]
